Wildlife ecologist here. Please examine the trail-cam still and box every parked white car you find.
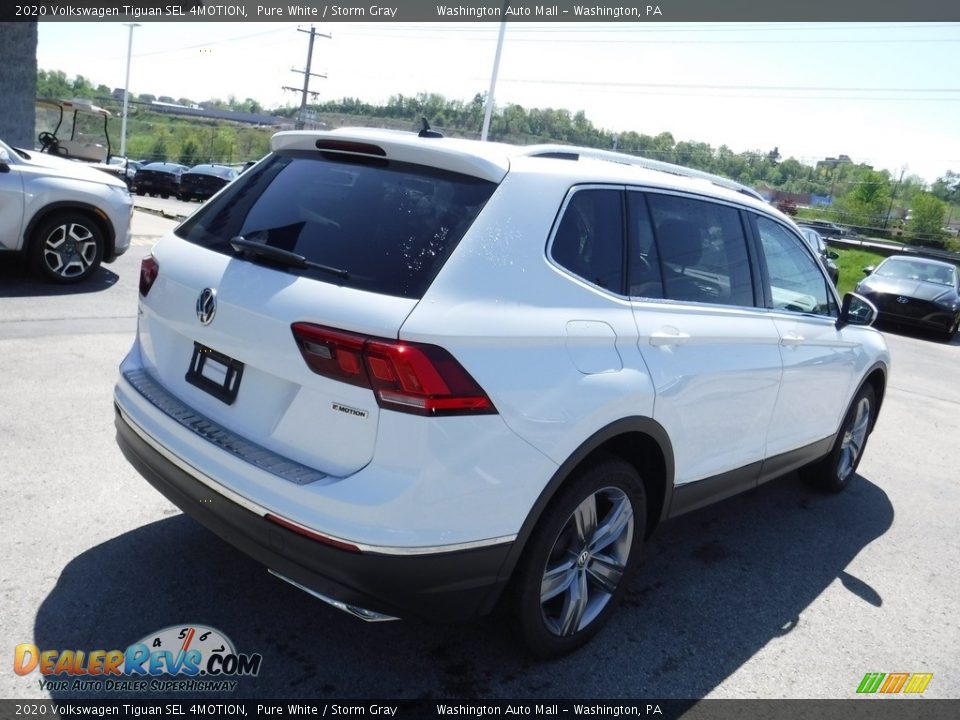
[0,138,132,283]
[114,128,889,656]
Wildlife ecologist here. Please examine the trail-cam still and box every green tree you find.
[908,193,947,246]
[149,131,169,162]
[37,69,71,99]
[834,170,892,227]
[931,171,960,203]
[179,138,201,165]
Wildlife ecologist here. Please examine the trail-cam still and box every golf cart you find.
[36,98,139,185]
[36,98,114,163]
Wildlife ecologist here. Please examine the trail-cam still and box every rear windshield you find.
[175,151,497,299]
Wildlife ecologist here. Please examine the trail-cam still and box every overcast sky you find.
[36,21,960,183]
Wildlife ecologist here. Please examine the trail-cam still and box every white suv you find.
[114,129,889,656]
[0,138,132,283]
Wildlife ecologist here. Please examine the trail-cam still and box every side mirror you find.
[862,266,875,276]
[827,250,840,260]
[0,147,10,173]
[837,293,877,329]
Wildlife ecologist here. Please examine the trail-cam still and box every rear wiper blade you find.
[229,236,349,280]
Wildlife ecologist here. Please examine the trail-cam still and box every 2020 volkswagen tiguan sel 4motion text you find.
[114,129,890,657]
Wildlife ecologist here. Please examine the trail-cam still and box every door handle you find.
[780,332,804,348]
[650,328,691,347]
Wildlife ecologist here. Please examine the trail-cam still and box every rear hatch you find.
[136,131,505,477]
[135,167,176,190]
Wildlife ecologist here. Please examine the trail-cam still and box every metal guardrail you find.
[826,236,960,265]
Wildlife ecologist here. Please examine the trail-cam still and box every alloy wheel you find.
[539,486,634,637]
[837,396,871,482]
[43,222,99,280]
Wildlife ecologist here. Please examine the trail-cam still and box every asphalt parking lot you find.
[1,211,958,700]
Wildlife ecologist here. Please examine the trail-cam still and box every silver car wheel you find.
[43,222,98,279]
[837,396,871,482]
[539,486,634,637]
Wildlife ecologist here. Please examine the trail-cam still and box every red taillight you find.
[292,323,497,417]
[139,254,159,297]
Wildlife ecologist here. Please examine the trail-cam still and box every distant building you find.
[816,155,854,172]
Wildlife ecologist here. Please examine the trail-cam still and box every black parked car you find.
[131,162,188,198]
[797,225,840,285]
[856,255,960,339]
[178,164,238,202]
[803,219,849,238]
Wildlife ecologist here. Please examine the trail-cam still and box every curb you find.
[133,204,188,222]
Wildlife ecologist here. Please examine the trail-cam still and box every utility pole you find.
[283,25,330,130]
[481,10,508,142]
[119,22,141,159]
[883,167,906,229]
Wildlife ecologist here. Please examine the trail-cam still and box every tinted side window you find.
[550,188,624,293]
[175,151,496,299]
[647,194,755,307]
[755,216,835,317]
[626,192,664,299]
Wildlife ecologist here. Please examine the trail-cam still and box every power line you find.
[499,78,960,94]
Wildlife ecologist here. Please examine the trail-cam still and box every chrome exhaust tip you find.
[268,570,400,622]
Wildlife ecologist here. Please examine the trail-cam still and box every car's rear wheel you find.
[801,384,876,492]
[513,456,646,657]
[30,212,105,284]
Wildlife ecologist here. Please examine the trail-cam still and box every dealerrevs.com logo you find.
[14,625,262,693]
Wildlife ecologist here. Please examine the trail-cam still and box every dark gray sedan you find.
[856,256,960,339]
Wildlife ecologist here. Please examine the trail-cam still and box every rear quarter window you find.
[175,151,497,299]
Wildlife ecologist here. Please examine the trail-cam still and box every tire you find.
[160,193,170,199]
[512,456,646,658]
[942,317,959,342]
[801,384,876,492]
[30,212,105,284]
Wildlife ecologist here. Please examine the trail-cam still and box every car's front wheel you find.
[801,384,876,492]
[942,316,959,342]
[513,456,646,657]
[30,212,105,283]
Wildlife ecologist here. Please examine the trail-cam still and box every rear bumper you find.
[115,405,514,622]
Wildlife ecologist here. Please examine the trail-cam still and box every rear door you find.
[628,190,783,487]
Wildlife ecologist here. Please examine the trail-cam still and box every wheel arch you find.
[483,417,674,614]
[859,361,888,431]
[24,201,116,259]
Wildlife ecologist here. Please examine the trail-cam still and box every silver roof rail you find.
[520,144,766,202]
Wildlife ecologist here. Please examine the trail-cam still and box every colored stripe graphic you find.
[903,673,934,694]
[857,672,933,694]
[880,672,910,693]
[857,672,885,693]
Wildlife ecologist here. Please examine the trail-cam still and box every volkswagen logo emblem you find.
[196,288,217,325]
[896,296,910,304]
